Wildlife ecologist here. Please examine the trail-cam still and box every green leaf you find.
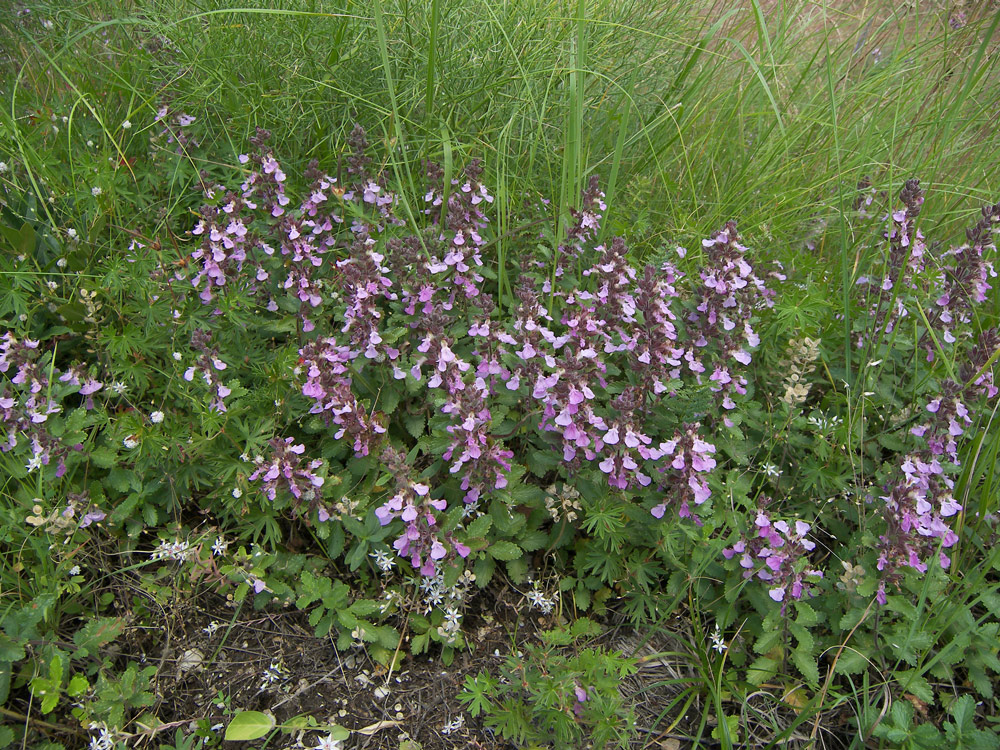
[506,557,528,584]
[488,541,523,561]
[746,655,779,686]
[88,446,117,468]
[896,669,934,704]
[833,647,869,676]
[0,634,25,663]
[67,674,89,697]
[403,412,425,438]
[411,632,430,656]
[0,662,10,704]
[466,514,492,537]
[224,711,276,741]
[72,617,124,658]
[474,555,495,587]
[791,647,820,687]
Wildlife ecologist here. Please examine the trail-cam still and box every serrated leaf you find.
[403,412,425,438]
[473,555,494,587]
[518,529,550,551]
[224,711,275,741]
[466,514,492,537]
[110,493,140,524]
[67,674,89,697]
[88,446,116,468]
[789,622,814,654]
[794,601,820,627]
[488,541,523,561]
[105,468,136,494]
[949,694,976,729]
[0,634,25,663]
[746,656,779,686]
[981,592,1000,618]
[349,600,379,617]
[792,647,820,687]
[411,632,429,656]
[833,647,869,675]
[896,669,934,704]
[753,627,782,655]
[72,617,123,657]
[506,556,528,584]
[838,607,867,632]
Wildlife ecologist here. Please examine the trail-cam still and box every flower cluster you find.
[855,179,927,344]
[651,423,717,521]
[298,337,386,457]
[1,332,93,477]
[181,329,231,412]
[723,510,823,605]
[248,437,325,507]
[185,130,785,581]
[154,104,200,154]
[421,159,491,300]
[150,538,195,562]
[374,446,470,577]
[874,376,974,602]
[926,200,998,356]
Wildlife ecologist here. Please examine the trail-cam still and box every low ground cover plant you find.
[2,3,1000,750]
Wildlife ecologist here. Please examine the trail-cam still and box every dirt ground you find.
[5,572,855,750]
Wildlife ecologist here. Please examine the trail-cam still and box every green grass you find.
[5,2,998,255]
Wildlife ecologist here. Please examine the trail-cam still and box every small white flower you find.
[710,625,727,654]
[108,381,127,395]
[232,487,242,499]
[56,257,67,268]
[370,548,395,572]
[121,119,132,130]
[526,586,554,614]
[66,227,78,239]
[443,608,461,628]
[211,537,229,557]
[150,410,164,424]
[151,539,191,562]
[86,139,94,147]
[259,659,288,690]
[203,621,222,636]
[91,187,102,197]
[123,435,139,449]
[762,462,782,479]
[42,19,54,29]
[172,351,182,361]
[441,715,465,735]
[26,454,44,473]
[69,565,81,576]
[0,162,8,173]
[46,281,59,291]
[312,734,343,750]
